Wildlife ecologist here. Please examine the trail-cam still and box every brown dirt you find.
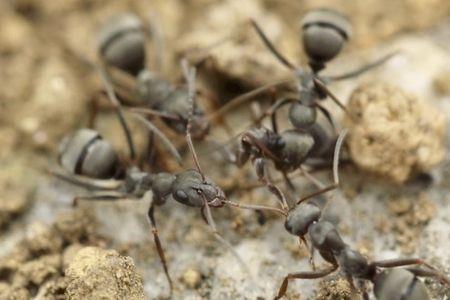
[65,247,145,300]
[314,277,354,300]
[344,81,446,184]
[0,209,102,299]
[387,193,437,254]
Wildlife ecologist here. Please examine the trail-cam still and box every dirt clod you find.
[182,267,202,289]
[314,277,354,300]
[345,81,446,183]
[65,246,145,300]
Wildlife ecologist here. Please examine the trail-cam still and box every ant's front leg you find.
[144,191,173,297]
[253,157,288,210]
[274,264,338,300]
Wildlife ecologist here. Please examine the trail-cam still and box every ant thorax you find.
[135,69,173,107]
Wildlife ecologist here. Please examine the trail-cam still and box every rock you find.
[344,81,446,183]
[65,247,145,300]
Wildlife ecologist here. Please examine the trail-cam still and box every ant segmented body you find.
[50,60,254,297]
[228,131,450,299]
[212,9,396,154]
[97,13,210,140]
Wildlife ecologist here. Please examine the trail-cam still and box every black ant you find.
[97,13,211,140]
[50,60,252,297]
[211,8,396,143]
[228,131,450,299]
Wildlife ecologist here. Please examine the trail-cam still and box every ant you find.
[211,8,397,143]
[228,131,450,299]
[50,60,253,297]
[226,124,341,211]
[97,13,211,140]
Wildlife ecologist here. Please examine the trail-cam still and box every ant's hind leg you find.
[371,258,450,286]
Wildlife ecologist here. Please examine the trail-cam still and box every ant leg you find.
[313,78,349,114]
[299,236,316,271]
[48,168,122,191]
[250,19,296,71]
[315,103,339,135]
[296,130,347,205]
[274,264,338,300]
[253,158,289,210]
[326,51,399,81]
[371,258,450,286]
[200,200,252,278]
[132,114,183,166]
[128,107,181,121]
[144,192,173,296]
[269,97,296,133]
[98,68,137,161]
[283,172,296,191]
[73,192,133,207]
[224,200,287,216]
[209,79,294,122]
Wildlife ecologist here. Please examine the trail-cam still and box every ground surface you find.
[1,1,450,299]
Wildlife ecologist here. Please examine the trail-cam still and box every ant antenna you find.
[333,128,348,185]
[250,19,297,71]
[181,59,205,181]
[296,129,348,205]
[98,67,137,160]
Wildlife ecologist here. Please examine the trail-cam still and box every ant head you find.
[59,129,119,179]
[285,202,321,237]
[373,269,428,300]
[301,9,351,68]
[98,13,146,75]
[172,170,226,208]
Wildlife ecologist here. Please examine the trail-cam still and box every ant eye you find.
[196,189,202,195]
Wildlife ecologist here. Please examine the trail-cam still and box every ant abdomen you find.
[373,269,430,300]
[59,129,119,179]
[98,13,146,76]
[301,9,351,67]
